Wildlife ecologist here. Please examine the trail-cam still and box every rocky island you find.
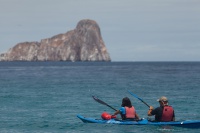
[0,19,111,62]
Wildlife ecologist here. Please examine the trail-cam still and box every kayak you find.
[77,115,200,128]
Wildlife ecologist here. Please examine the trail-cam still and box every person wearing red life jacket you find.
[148,96,175,122]
[113,97,139,120]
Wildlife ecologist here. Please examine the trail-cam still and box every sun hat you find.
[157,96,168,102]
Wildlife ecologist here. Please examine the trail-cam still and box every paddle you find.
[127,90,150,108]
[92,96,117,111]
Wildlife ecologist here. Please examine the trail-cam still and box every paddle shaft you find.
[128,90,150,108]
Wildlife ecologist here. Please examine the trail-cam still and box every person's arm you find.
[172,110,175,121]
[113,110,121,116]
[135,113,140,120]
[113,107,125,119]
[148,106,154,116]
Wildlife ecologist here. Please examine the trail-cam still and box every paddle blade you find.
[92,96,107,105]
[127,90,142,100]
[92,96,117,111]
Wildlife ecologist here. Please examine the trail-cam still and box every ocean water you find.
[0,62,200,133]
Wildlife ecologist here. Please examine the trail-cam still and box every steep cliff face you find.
[0,19,111,61]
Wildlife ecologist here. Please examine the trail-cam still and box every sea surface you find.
[0,62,200,133]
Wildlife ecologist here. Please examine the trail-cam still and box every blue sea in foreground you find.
[0,61,200,133]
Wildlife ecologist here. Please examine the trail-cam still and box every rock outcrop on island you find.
[0,19,111,61]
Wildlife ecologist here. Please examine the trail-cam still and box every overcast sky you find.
[1,0,200,61]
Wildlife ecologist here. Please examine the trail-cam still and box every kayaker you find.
[113,97,139,120]
[148,96,175,122]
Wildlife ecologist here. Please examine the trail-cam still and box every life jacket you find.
[125,106,136,119]
[161,106,174,122]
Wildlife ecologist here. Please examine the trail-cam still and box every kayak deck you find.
[77,114,200,128]
[77,114,148,125]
